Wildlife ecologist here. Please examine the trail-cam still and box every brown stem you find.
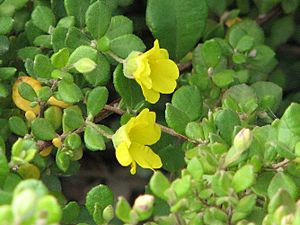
[278,45,300,55]
[272,159,290,170]
[177,61,192,73]
[104,104,206,145]
[256,5,282,25]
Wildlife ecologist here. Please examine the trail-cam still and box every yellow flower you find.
[123,40,179,104]
[112,108,162,174]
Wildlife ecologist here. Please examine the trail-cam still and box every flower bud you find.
[40,145,53,157]
[52,137,62,149]
[132,194,154,221]
[102,205,114,223]
[233,128,252,151]
[123,51,141,79]
[25,110,36,123]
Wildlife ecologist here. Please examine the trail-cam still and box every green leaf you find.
[248,45,275,69]
[171,176,191,198]
[277,103,300,144]
[110,34,146,58]
[236,35,254,52]
[0,16,13,34]
[51,48,69,69]
[172,85,202,121]
[215,109,241,144]
[65,27,91,49]
[52,27,68,52]
[87,87,108,118]
[65,133,81,150]
[251,81,282,112]
[106,15,133,39]
[84,125,106,151]
[74,58,96,73]
[62,201,80,224]
[268,189,295,214]
[56,16,75,28]
[56,150,70,172]
[31,6,56,33]
[0,83,8,98]
[62,106,84,133]
[159,144,185,172]
[146,0,208,60]
[222,84,258,115]
[115,197,131,223]
[83,53,111,86]
[0,35,9,55]
[185,122,204,141]
[32,118,56,141]
[232,165,255,192]
[187,158,203,180]
[37,196,62,223]
[227,19,265,47]
[17,47,42,61]
[68,46,110,86]
[165,103,190,134]
[18,81,37,102]
[0,140,9,187]
[208,0,226,15]
[64,0,89,27]
[85,1,111,39]
[33,54,54,79]
[269,16,295,49]
[212,69,235,88]
[85,184,114,224]
[113,64,144,109]
[33,35,52,48]
[25,21,44,44]
[44,106,63,131]
[149,172,170,200]
[201,39,222,67]
[68,46,97,65]
[57,80,83,104]
[281,0,299,13]
[268,172,299,200]
[8,116,28,136]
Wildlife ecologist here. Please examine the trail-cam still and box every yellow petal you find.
[115,142,132,167]
[150,59,179,94]
[144,40,169,60]
[140,84,160,104]
[133,57,152,89]
[129,109,161,145]
[130,143,162,170]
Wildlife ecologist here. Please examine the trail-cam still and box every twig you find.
[85,120,113,139]
[103,104,206,145]
[177,61,192,73]
[256,5,282,25]
[278,45,300,55]
[272,159,290,170]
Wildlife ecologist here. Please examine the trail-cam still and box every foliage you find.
[0,0,300,224]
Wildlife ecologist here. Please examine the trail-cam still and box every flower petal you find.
[115,142,132,167]
[129,109,161,145]
[133,57,152,89]
[150,59,179,94]
[144,40,169,60]
[129,143,162,170]
[139,83,160,104]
